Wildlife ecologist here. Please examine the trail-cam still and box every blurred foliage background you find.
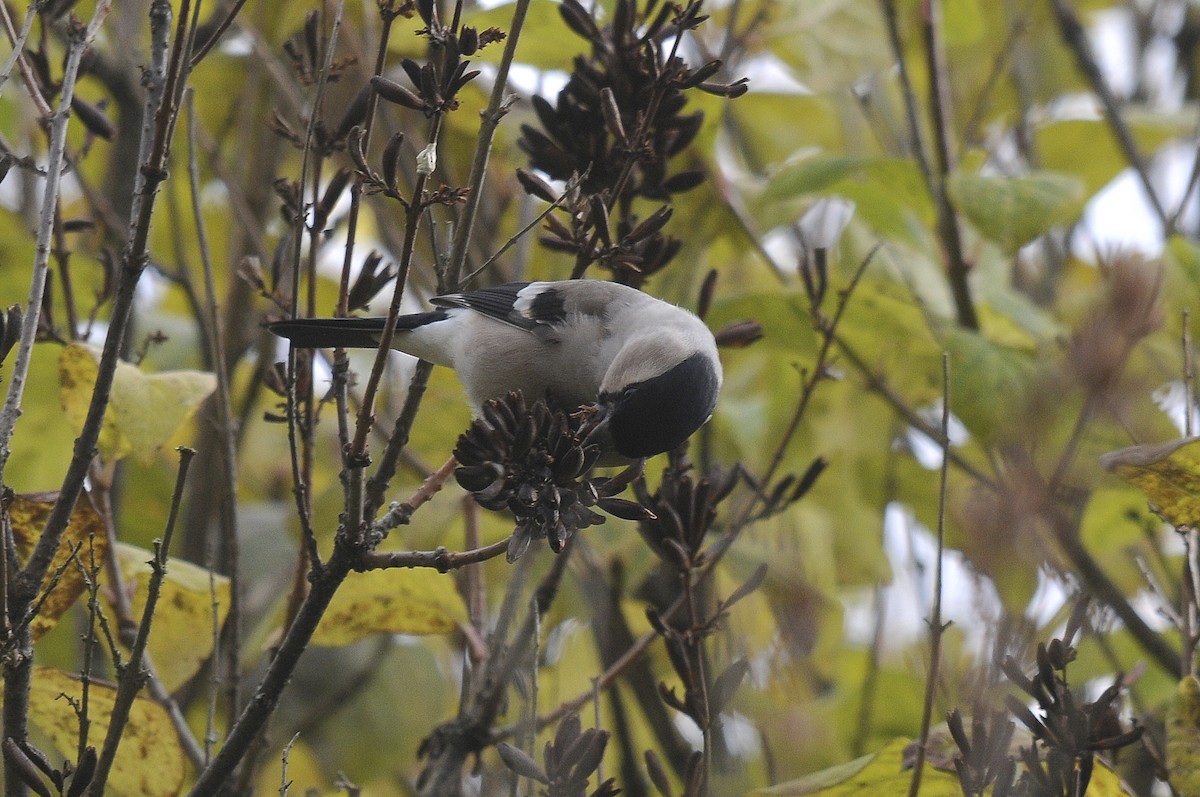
[5,0,1200,794]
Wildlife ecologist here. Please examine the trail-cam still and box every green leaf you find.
[945,329,1035,442]
[762,154,874,203]
[1035,116,1186,197]
[947,171,1085,252]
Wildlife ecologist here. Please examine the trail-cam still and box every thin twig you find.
[833,335,995,488]
[87,448,195,797]
[2,10,113,788]
[0,0,52,118]
[364,454,458,540]
[445,0,534,288]
[188,542,356,795]
[360,538,511,571]
[0,6,110,491]
[187,85,245,733]
[363,360,437,520]
[1050,0,1170,232]
[279,732,301,797]
[460,172,586,287]
[205,540,221,762]
[418,541,573,795]
[921,0,978,330]
[907,353,951,797]
[878,0,935,193]
[1185,308,1194,438]
[189,0,253,68]
[1184,309,1199,676]
[1050,508,1180,674]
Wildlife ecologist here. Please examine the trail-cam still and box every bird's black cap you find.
[603,351,720,458]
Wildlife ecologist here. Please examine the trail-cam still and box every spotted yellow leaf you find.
[2,666,185,797]
[1168,675,1200,795]
[59,342,215,464]
[750,738,961,796]
[8,490,107,640]
[101,542,230,693]
[311,567,468,646]
[1100,437,1200,527]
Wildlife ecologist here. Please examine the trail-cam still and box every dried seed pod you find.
[71,96,115,141]
[371,75,428,111]
[381,132,405,192]
[0,304,22,365]
[336,82,373,139]
[676,58,722,89]
[516,168,558,203]
[699,78,750,98]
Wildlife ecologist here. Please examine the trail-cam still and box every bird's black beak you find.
[578,402,611,450]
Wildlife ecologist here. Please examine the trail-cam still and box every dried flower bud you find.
[458,26,479,55]
[559,0,600,40]
[303,11,320,74]
[1,738,53,797]
[661,170,704,194]
[416,0,434,26]
[61,219,94,233]
[346,126,372,176]
[624,205,672,244]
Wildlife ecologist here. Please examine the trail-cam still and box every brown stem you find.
[87,448,195,797]
[921,0,978,330]
[907,354,950,797]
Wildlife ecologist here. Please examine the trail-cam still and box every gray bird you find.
[269,280,722,459]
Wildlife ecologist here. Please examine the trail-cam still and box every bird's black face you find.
[600,352,720,459]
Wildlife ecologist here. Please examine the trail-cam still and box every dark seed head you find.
[453,392,648,560]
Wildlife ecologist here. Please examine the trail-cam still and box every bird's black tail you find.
[268,311,449,349]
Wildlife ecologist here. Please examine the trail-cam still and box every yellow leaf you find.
[9,491,107,640]
[6,666,185,797]
[749,738,961,796]
[311,567,468,647]
[59,343,216,464]
[1168,675,1200,795]
[1099,437,1200,527]
[748,736,1133,796]
[102,542,230,693]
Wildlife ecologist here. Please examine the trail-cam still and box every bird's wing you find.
[432,282,576,333]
